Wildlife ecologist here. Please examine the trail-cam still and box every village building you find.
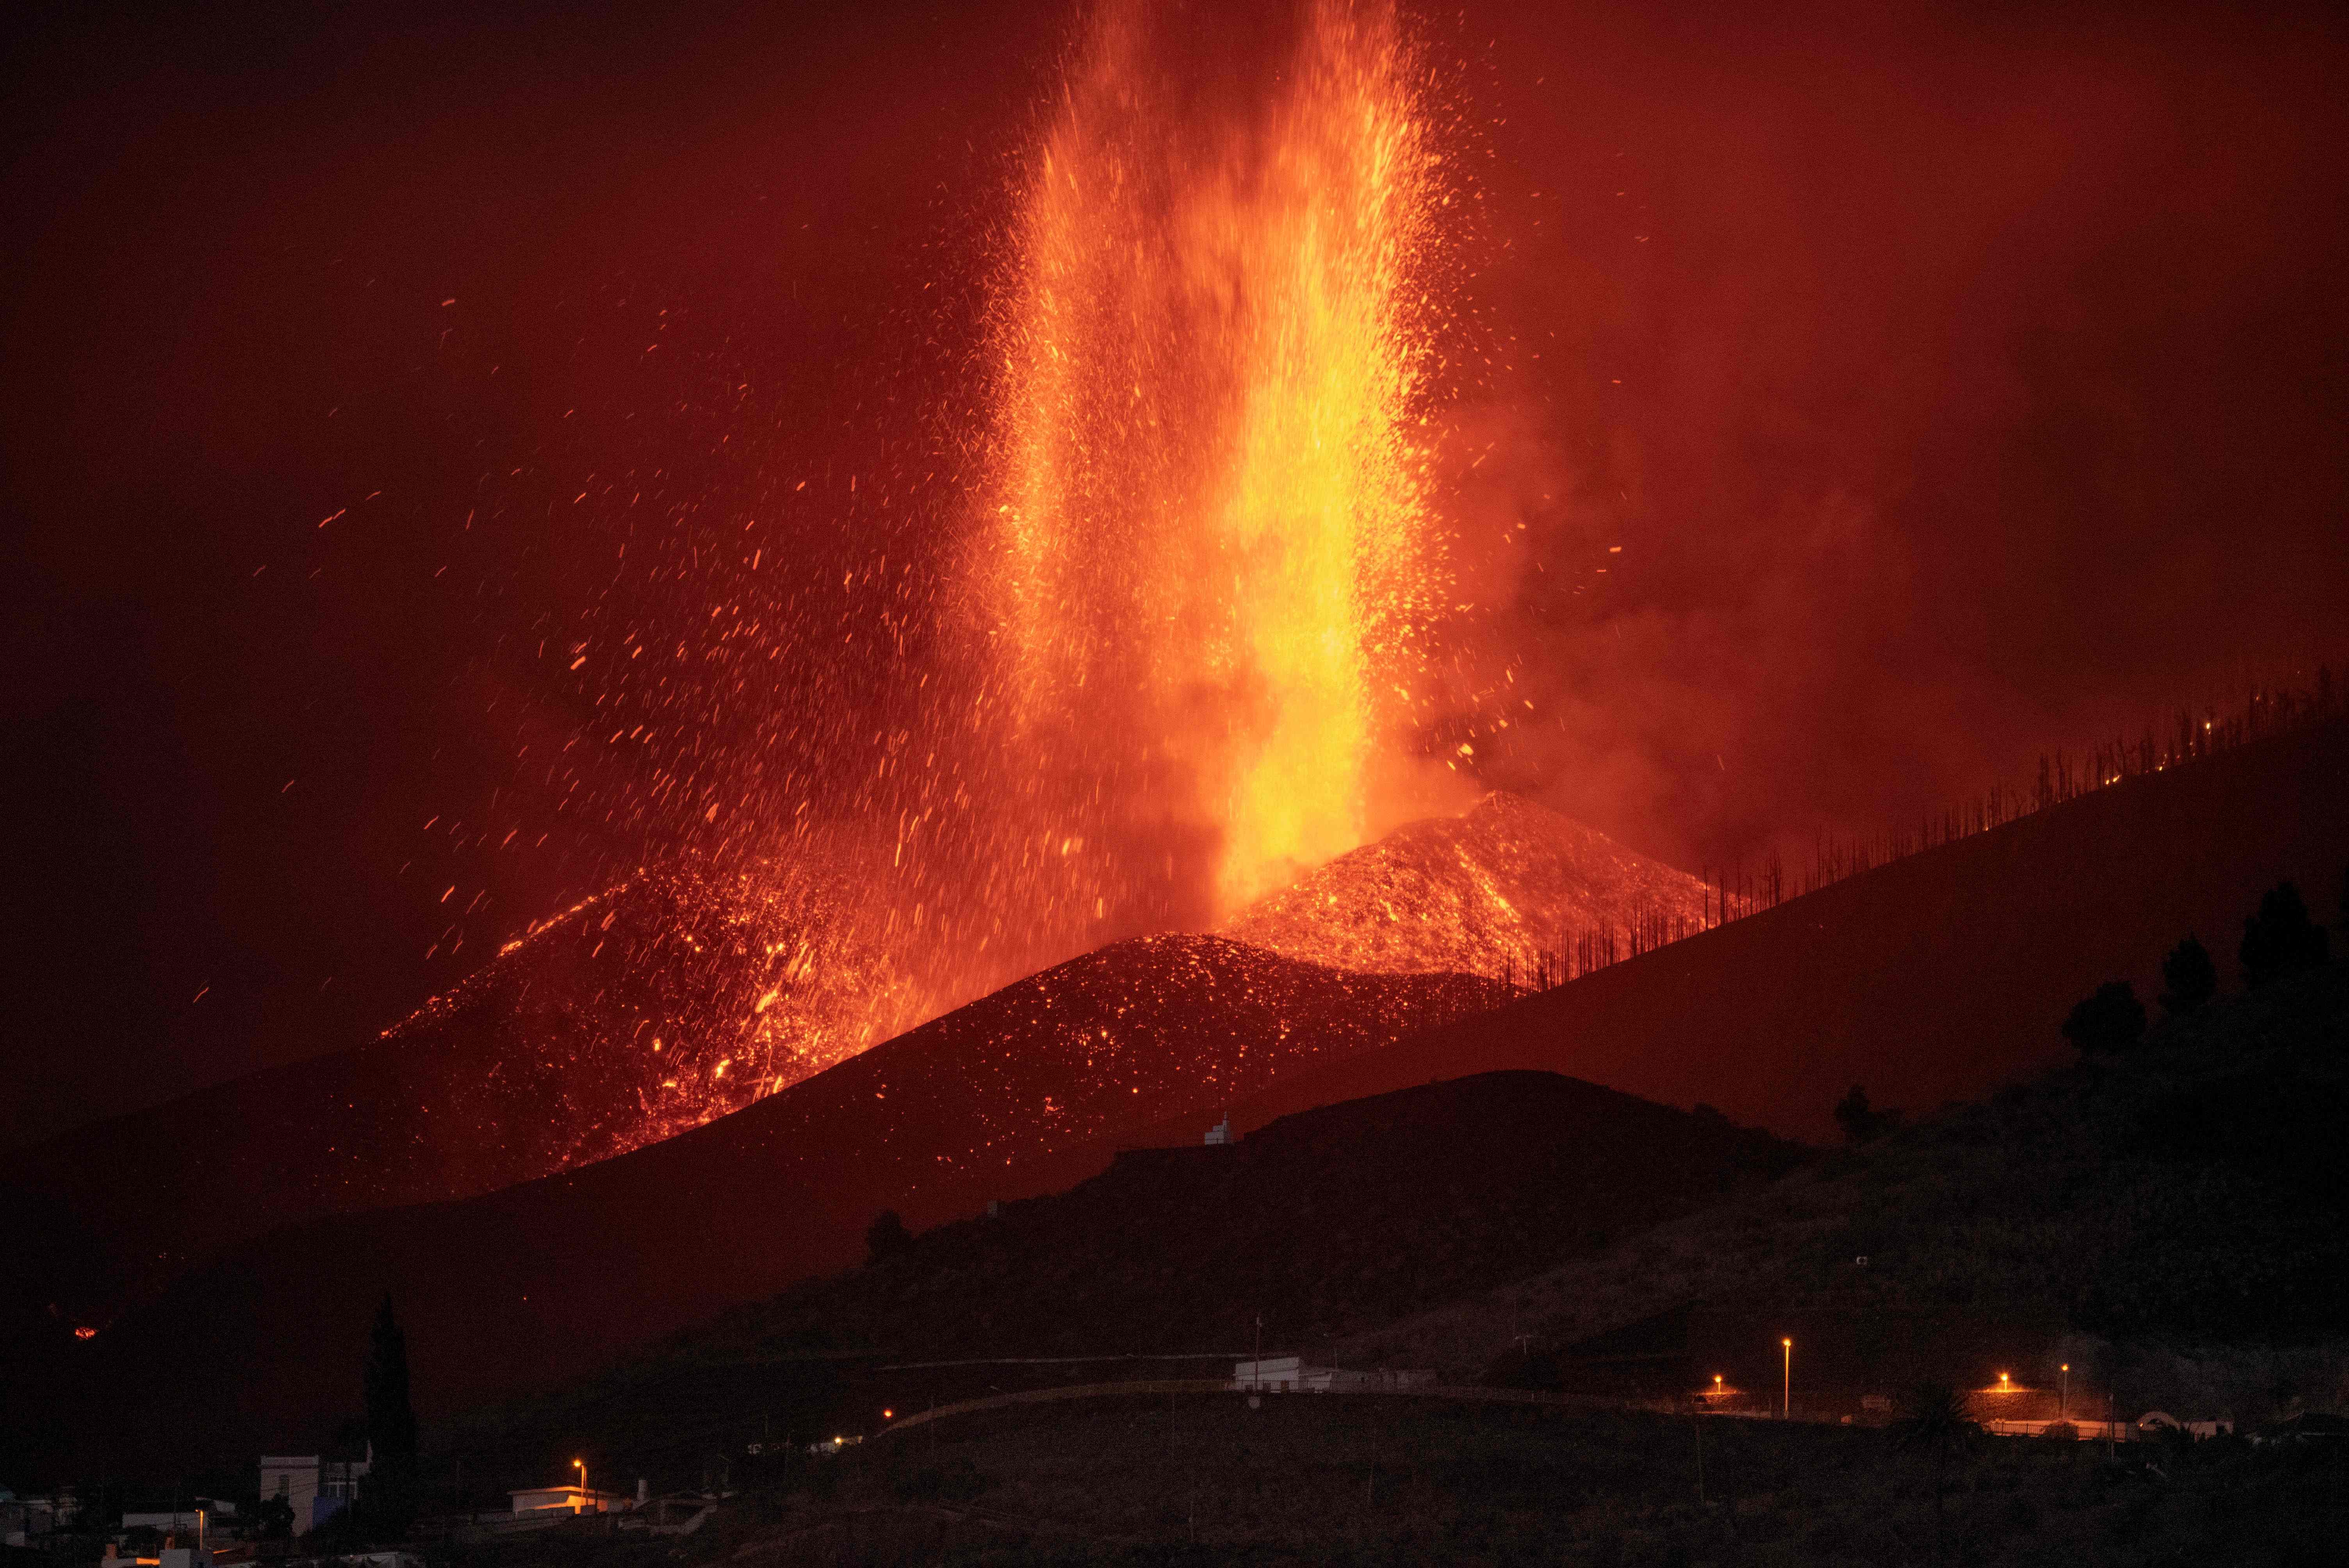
[1230,1356,1434,1393]
[260,1452,367,1534]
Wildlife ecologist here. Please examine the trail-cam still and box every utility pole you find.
[1693,1401,1706,1506]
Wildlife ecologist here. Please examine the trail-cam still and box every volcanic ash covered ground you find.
[1221,791,1712,978]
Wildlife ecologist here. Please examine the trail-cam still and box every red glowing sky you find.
[4,0,2345,1146]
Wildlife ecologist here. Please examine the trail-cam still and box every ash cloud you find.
[1405,0,2349,875]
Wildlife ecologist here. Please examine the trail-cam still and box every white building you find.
[121,1499,234,1536]
[5,1493,76,1547]
[260,1454,365,1535]
[1233,1355,1303,1390]
[1230,1356,1434,1393]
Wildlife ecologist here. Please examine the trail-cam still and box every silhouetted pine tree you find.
[2158,935,2217,1017]
[2062,982,2146,1057]
[360,1294,419,1535]
[865,1208,913,1266]
[2240,881,2329,989]
[1832,1085,1899,1145]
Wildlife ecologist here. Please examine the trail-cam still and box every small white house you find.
[1231,1357,1433,1393]
[1203,1117,1233,1146]
[1233,1355,1303,1390]
[259,1452,366,1534]
[119,1513,209,1534]
[7,1494,75,1547]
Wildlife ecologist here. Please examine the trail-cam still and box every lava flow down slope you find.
[1223,791,1712,978]
[2,850,931,1326]
[2,789,1701,1338]
[26,937,1501,1466]
[11,0,1487,1352]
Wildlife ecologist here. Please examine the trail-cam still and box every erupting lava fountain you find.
[358,0,1566,1172]
[963,0,1449,942]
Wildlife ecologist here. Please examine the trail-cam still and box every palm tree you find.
[1891,1382,1981,1565]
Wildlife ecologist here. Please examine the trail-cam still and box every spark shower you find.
[977,0,1446,926]
[401,0,1467,1159]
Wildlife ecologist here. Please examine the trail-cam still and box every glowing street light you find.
[2060,1363,2070,1420]
[1782,1338,1792,1419]
[573,1459,586,1514]
[1997,1371,2012,1393]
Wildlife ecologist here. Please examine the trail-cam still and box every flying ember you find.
[398,0,1467,1178]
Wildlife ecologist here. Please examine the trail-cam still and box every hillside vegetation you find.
[1347,951,2349,1418]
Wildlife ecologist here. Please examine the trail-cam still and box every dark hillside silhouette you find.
[1173,719,2349,1147]
[686,1071,1802,1362]
[1336,956,2347,1404]
[22,720,2348,1479]
[18,938,1497,1473]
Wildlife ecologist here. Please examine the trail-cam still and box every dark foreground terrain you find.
[434,1393,2347,1567]
[14,718,2342,1479]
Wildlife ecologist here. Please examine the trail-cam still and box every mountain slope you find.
[3,793,1681,1328]
[2,854,934,1320]
[1223,791,1710,978]
[1198,718,2349,1149]
[18,937,1501,1471]
[23,721,2346,1476]
[1334,958,2349,1417]
[681,1069,1805,1365]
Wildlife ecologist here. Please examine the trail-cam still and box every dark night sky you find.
[4,0,2345,1147]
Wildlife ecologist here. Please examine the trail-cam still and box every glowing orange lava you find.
[384,2,1472,1185]
[978,0,1445,922]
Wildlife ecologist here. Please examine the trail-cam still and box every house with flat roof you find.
[259,1452,365,1534]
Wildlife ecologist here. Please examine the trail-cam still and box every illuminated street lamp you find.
[1997,1371,2012,1393]
[1712,1374,1724,1399]
[1782,1338,1792,1419]
[2060,1363,2070,1420]
[573,1459,586,1514]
